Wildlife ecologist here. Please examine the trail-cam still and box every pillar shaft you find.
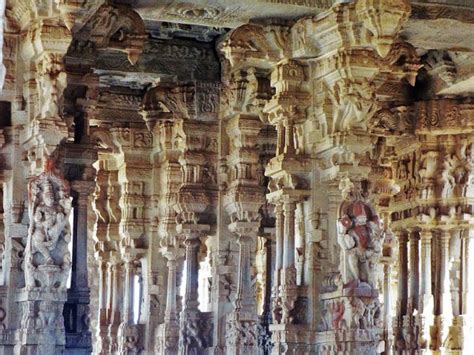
[436,230,453,350]
[439,231,452,316]
[165,259,178,322]
[263,236,273,319]
[463,228,474,315]
[122,261,134,323]
[274,204,284,290]
[183,237,200,311]
[383,263,393,355]
[283,201,296,269]
[398,231,409,317]
[420,230,433,306]
[284,120,295,155]
[409,231,420,312]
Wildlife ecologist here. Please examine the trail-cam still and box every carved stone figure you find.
[1,1,474,354]
[337,178,384,289]
[25,161,72,289]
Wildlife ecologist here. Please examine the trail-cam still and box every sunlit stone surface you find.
[0,0,473,354]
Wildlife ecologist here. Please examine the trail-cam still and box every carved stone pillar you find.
[107,260,123,353]
[226,222,260,355]
[98,260,112,354]
[462,227,474,352]
[382,260,393,355]
[183,237,200,311]
[15,163,73,355]
[278,199,298,328]
[436,230,453,350]
[281,202,294,269]
[409,230,420,314]
[178,224,210,354]
[155,246,184,354]
[419,229,434,350]
[396,231,408,349]
[64,180,95,354]
[258,234,274,354]
[274,203,283,298]
[124,261,134,323]
[117,255,144,355]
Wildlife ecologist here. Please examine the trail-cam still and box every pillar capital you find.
[176,223,210,240]
[228,221,260,238]
[71,180,97,197]
[160,246,185,263]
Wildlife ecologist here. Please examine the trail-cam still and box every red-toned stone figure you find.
[337,178,384,289]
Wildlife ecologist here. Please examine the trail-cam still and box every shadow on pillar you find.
[64,289,92,354]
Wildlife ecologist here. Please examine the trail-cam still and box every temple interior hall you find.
[0,0,474,354]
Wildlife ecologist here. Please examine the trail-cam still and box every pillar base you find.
[269,323,307,354]
[317,286,383,354]
[64,288,92,353]
[225,313,258,355]
[14,288,68,355]
[155,319,179,354]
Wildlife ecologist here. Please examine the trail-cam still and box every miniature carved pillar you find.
[71,182,94,289]
[263,236,273,320]
[274,203,283,293]
[108,261,122,352]
[155,246,183,354]
[395,230,409,348]
[276,122,285,156]
[111,263,121,323]
[419,229,434,350]
[462,228,474,352]
[105,261,114,322]
[165,254,179,322]
[437,230,453,349]
[283,119,295,155]
[98,260,107,324]
[179,225,209,355]
[226,222,259,355]
[279,198,298,326]
[258,234,274,354]
[65,181,95,353]
[398,231,409,317]
[409,230,420,313]
[99,260,113,353]
[282,200,296,281]
[382,261,393,355]
[235,234,255,311]
[122,260,134,324]
[183,237,200,311]
[117,257,140,355]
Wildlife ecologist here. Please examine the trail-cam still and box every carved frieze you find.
[415,99,474,133]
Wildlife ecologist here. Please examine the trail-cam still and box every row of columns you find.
[395,227,474,351]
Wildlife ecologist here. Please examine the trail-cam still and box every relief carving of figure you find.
[337,178,384,289]
[25,160,72,288]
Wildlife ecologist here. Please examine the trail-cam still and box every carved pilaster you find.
[15,161,72,355]
[226,222,260,355]
[155,246,184,354]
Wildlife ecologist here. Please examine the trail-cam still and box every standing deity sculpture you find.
[24,160,72,289]
[337,178,384,289]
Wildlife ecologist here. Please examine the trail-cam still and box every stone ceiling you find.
[134,0,335,28]
[74,0,474,97]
